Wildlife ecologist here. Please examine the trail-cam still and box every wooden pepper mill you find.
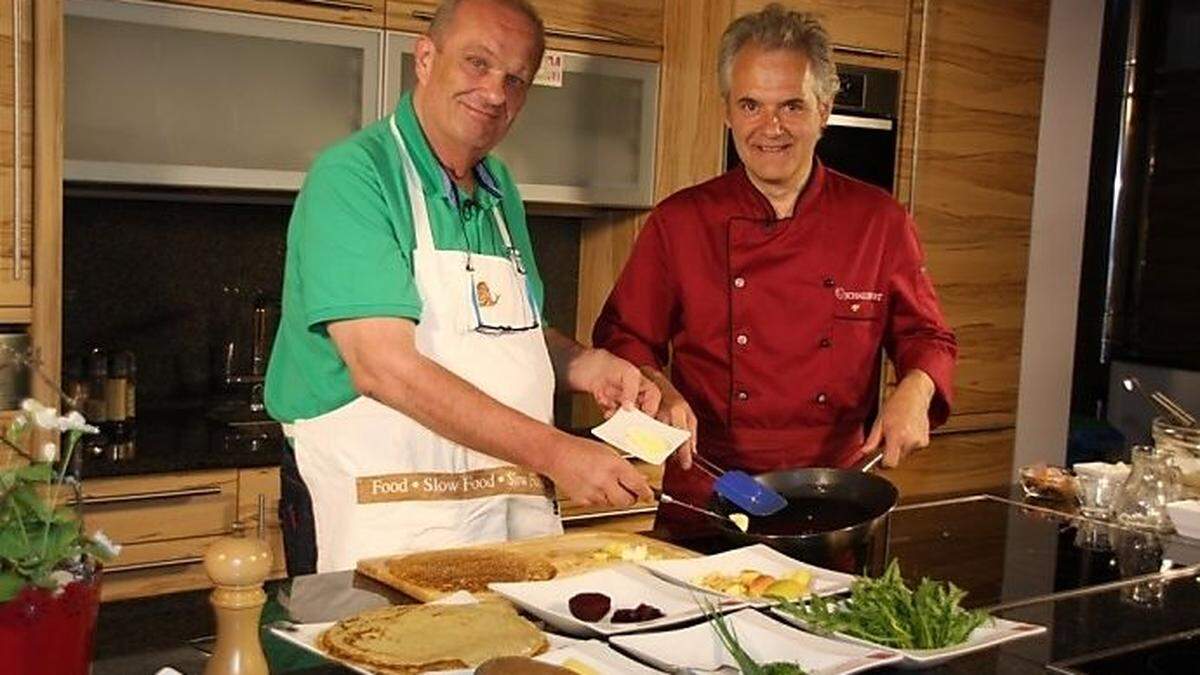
[203,495,273,675]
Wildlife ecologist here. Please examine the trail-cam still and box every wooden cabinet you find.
[160,0,385,28]
[386,0,663,59]
[734,0,910,57]
[82,468,285,601]
[237,466,288,580]
[0,0,35,312]
[898,0,1050,437]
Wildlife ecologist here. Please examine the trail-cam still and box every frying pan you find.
[707,453,898,575]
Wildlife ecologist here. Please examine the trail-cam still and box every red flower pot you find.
[0,573,101,675]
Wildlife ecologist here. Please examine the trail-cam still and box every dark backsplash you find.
[63,191,581,420]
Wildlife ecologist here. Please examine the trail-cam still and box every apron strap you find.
[388,115,437,254]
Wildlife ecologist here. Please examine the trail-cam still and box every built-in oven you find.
[725,64,900,192]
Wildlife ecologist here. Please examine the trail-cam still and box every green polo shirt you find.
[264,92,545,423]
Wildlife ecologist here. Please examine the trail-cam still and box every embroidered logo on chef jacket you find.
[833,287,885,317]
[356,467,555,504]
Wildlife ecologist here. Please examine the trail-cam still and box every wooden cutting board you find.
[356,531,697,602]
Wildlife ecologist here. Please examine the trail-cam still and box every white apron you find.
[288,115,562,572]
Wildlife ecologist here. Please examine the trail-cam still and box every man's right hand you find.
[545,436,653,507]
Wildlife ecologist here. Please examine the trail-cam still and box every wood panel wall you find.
[886,0,1049,494]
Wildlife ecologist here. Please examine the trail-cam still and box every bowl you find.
[1166,500,1200,539]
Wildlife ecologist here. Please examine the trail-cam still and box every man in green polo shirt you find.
[265,0,659,573]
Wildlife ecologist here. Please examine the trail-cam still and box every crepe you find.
[317,600,548,674]
[385,548,557,594]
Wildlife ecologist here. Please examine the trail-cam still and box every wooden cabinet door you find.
[160,0,386,28]
[0,0,33,307]
[734,0,910,56]
[387,0,663,53]
[901,0,1050,431]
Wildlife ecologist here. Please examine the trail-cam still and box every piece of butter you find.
[561,657,601,675]
[625,427,671,463]
[729,513,750,532]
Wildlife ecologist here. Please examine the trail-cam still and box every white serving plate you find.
[489,562,742,637]
[639,543,856,607]
[610,608,902,674]
[770,605,1046,669]
[266,592,579,674]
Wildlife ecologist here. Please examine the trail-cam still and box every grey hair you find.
[429,0,546,66]
[718,3,840,105]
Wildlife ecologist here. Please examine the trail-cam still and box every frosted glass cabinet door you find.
[65,0,381,190]
[384,33,658,207]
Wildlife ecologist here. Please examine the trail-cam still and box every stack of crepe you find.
[317,600,548,674]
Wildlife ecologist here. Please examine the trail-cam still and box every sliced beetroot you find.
[567,592,611,622]
[610,603,664,623]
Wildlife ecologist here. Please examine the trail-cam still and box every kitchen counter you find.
[91,493,1200,674]
[77,408,284,479]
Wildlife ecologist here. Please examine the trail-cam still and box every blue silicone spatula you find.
[692,454,788,517]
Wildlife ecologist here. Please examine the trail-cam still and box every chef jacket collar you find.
[734,158,827,224]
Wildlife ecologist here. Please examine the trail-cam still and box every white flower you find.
[35,441,58,463]
[89,530,122,559]
[49,569,76,595]
[58,410,98,434]
[23,399,60,431]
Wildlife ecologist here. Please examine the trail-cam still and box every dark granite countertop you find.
[78,407,284,479]
[92,493,1200,674]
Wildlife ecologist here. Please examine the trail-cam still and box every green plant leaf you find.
[12,485,53,521]
[0,569,25,602]
[15,463,52,482]
[0,468,17,491]
[0,522,30,559]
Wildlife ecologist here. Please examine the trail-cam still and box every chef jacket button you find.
[815,392,828,405]
[733,277,746,289]
[737,390,750,401]
[823,277,835,288]
[736,334,749,346]
[820,337,832,348]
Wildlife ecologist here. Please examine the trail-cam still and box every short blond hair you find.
[718,3,839,104]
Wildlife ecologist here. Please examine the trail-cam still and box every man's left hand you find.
[859,370,936,468]
[568,348,662,418]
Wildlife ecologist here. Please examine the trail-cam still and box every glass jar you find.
[1115,445,1181,532]
[1153,417,1200,497]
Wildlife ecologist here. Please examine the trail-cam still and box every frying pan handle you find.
[850,450,885,473]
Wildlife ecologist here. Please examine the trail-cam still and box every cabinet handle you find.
[77,485,223,506]
[105,555,206,574]
[410,9,657,48]
[831,44,903,59]
[11,0,21,281]
[908,0,931,207]
[283,0,376,11]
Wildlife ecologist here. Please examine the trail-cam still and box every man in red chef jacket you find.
[592,4,957,522]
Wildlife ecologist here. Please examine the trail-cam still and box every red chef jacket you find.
[593,161,957,511]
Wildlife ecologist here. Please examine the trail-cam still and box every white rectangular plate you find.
[611,608,902,674]
[771,606,1047,669]
[489,562,741,637]
[640,543,857,607]
[592,408,690,464]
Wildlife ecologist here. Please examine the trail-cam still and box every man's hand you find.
[566,348,662,418]
[860,370,936,468]
[641,367,696,470]
[545,436,653,507]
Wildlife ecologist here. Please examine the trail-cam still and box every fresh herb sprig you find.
[699,600,807,675]
[778,560,990,650]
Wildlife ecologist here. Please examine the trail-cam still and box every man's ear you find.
[414,36,437,86]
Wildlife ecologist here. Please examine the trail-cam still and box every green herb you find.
[778,560,990,650]
[700,600,807,675]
